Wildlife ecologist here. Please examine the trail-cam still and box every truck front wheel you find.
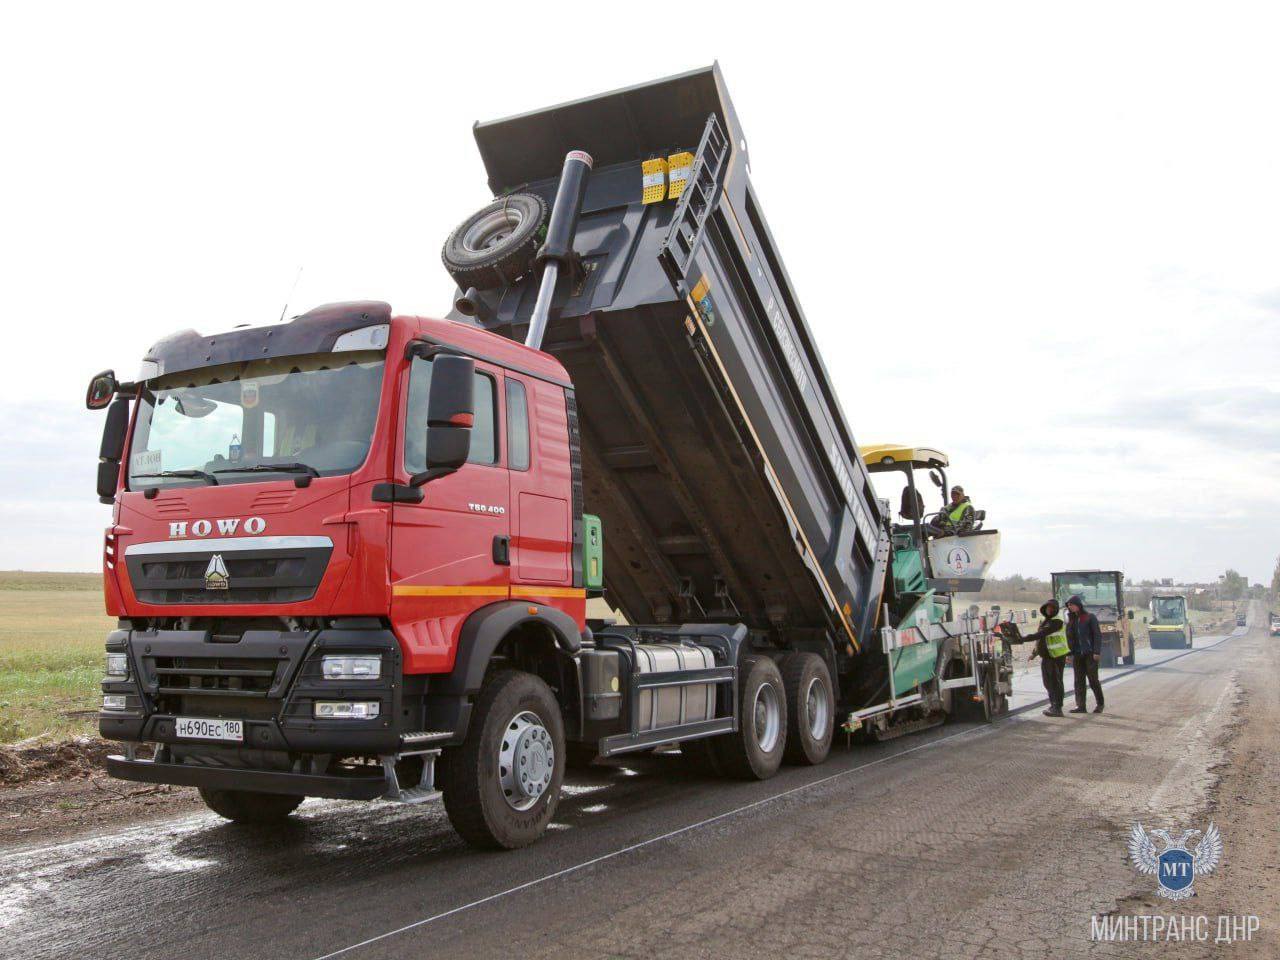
[441,669,565,850]
[198,788,303,823]
[713,657,787,780]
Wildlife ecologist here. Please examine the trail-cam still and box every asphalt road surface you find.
[0,619,1262,960]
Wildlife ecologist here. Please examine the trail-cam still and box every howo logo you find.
[168,517,267,539]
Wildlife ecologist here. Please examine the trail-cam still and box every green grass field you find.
[0,572,111,743]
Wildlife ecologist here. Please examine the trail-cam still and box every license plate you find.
[174,717,244,742]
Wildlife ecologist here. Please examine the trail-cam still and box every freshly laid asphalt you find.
[0,621,1254,960]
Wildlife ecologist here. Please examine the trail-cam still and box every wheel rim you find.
[752,681,782,753]
[498,710,554,811]
[803,676,830,740]
[461,206,526,254]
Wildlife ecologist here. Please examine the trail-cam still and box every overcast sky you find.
[2,2,1277,583]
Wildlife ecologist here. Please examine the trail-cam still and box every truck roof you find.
[139,301,395,381]
[135,301,570,389]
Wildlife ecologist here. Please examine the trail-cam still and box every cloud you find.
[1099,386,1280,452]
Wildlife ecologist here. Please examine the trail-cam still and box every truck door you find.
[390,354,510,673]
[505,374,573,590]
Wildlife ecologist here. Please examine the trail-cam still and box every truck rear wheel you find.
[781,652,834,765]
[713,657,787,780]
[441,193,547,291]
[440,669,565,850]
[198,788,303,823]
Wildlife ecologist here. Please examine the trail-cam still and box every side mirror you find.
[412,354,475,486]
[929,470,943,488]
[86,370,118,410]
[97,397,131,502]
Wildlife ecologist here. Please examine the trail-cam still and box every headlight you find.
[320,655,381,680]
[106,653,129,678]
[313,701,380,719]
[102,694,127,711]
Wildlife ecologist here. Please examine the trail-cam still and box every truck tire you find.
[198,788,303,823]
[780,652,834,765]
[440,669,565,850]
[713,656,787,780]
[441,193,547,291]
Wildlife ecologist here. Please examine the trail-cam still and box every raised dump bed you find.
[455,65,890,656]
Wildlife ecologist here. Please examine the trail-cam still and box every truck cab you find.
[1147,594,1192,649]
[92,305,603,840]
[1050,570,1135,666]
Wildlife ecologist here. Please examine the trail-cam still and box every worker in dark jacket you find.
[1065,594,1105,713]
[1008,599,1070,716]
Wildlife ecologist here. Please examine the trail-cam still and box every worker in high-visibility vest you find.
[927,486,976,537]
[1009,599,1069,716]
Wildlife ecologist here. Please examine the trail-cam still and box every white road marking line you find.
[312,628,1249,960]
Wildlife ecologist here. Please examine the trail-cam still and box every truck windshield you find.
[1152,597,1186,622]
[1053,574,1119,612]
[128,352,384,489]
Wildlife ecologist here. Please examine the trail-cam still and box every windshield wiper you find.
[134,469,219,486]
[213,462,321,478]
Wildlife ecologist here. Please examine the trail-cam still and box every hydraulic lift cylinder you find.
[524,149,592,350]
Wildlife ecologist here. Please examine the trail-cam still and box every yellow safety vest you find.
[1044,621,1070,659]
[948,500,972,524]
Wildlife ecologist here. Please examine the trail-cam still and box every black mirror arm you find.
[409,465,458,488]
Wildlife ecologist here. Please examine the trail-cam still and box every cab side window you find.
[404,357,499,473]
[506,379,530,471]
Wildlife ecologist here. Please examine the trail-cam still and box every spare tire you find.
[441,193,547,291]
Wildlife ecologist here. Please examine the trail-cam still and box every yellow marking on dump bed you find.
[667,152,694,199]
[642,157,668,204]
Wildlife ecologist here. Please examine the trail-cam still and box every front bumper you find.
[100,621,408,757]
[106,753,389,799]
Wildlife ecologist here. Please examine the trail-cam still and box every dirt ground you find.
[0,739,203,846]
[1109,620,1280,956]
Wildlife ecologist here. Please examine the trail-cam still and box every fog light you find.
[313,701,380,720]
[106,653,129,678]
[320,655,381,680]
[102,694,127,711]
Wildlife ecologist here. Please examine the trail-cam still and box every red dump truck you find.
[88,66,1012,849]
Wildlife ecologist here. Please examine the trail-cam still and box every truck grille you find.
[151,654,287,719]
[124,540,331,605]
[153,655,281,697]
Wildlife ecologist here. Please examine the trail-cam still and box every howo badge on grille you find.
[204,554,230,591]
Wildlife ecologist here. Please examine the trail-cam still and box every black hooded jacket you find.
[1066,594,1103,656]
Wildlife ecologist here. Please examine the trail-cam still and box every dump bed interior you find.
[460,65,890,649]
